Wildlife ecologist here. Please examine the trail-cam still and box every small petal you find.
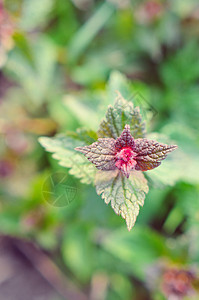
[116,159,137,178]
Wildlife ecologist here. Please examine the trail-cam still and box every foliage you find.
[40,92,177,230]
[1,0,199,299]
[39,135,96,184]
[95,170,148,231]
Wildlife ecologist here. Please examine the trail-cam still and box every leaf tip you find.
[172,145,178,150]
[74,146,82,152]
[38,136,49,147]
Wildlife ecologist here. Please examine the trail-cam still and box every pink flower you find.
[162,268,196,299]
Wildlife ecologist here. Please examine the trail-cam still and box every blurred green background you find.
[0,0,199,299]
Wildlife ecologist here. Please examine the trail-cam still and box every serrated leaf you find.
[76,124,177,178]
[39,135,96,184]
[134,138,178,171]
[97,92,146,139]
[115,124,135,151]
[148,149,199,186]
[76,138,116,171]
[95,169,149,230]
[146,131,199,186]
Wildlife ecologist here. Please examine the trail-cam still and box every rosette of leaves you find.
[39,92,177,230]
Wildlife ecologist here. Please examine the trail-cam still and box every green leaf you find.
[39,135,96,184]
[161,41,199,86]
[106,274,134,300]
[6,37,56,106]
[95,169,149,230]
[147,130,199,186]
[147,149,199,186]
[63,94,100,130]
[67,2,115,63]
[97,92,146,139]
[62,224,94,282]
[100,226,168,280]
[66,128,98,145]
[107,71,131,102]
[20,0,54,30]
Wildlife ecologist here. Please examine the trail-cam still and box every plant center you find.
[115,147,137,178]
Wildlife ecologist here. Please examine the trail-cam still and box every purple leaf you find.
[115,124,135,151]
[75,138,117,171]
[76,124,177,177]
[134,139,178,171]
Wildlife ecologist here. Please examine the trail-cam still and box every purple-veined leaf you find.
[39,88,178,230]
[76,124,177,177]
[75,138,116,171]
[134,139,178,171]
[115,124,135,150]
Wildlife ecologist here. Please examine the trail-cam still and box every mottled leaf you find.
[115,124,135,151]
[75,138,116,171]
[76,124,177,178]
[39,135,96,184]
[147,148,199,186]
[134,138,178,171]
[95,169,149,230]
[146,130,199,186]
[97,92,146,139]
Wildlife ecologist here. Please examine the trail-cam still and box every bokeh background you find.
[0,0,199,299]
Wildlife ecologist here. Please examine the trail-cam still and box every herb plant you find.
[39,91,177,230]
